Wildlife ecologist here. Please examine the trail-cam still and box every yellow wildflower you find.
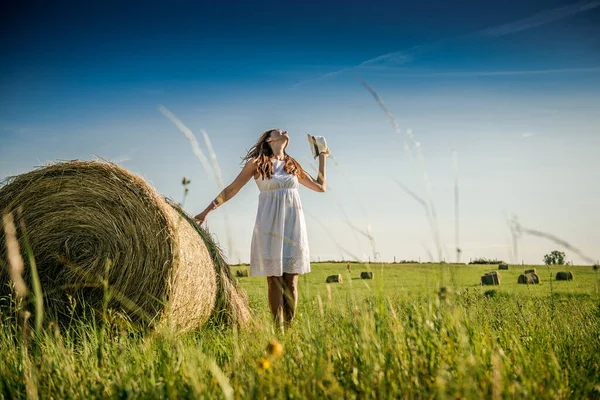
[266,338,284,359]
[257,358,271,370]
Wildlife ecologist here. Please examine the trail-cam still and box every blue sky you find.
[1,0,599,265]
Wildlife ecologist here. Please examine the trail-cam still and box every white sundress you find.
[250,159,311,277]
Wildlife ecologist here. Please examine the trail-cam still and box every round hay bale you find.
[555,271,574,281]
[0,161,250,332]
[524,268,537,274]
[325,274,342,283]
[529,273,540,284]
[481,271,500,285]
[593,264,599,271]
[360,271,373,279]
[235,269,249,278]
[518,273,540,284]
[498,263,509,270]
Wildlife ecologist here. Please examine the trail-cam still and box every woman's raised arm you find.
[195,159,257,224]
[298,153,327,193]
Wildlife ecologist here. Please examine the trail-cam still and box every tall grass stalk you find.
[2,211,40,399]
[16,209,44,338]
[360,78,443,261]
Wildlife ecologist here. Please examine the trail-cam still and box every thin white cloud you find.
[361,66,600,78]
[294,1,600,86]
[521,132,537,138]
[293,45,427,87]
[358,52,416,68]
[482,0,600,37]
[291,67,354,88]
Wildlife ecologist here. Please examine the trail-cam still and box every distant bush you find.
[318,260,363,264]
[544,250,566,265]
[315,260,422,264]
[469,258,503,265]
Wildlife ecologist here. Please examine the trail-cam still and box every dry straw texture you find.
[0,161,250,333]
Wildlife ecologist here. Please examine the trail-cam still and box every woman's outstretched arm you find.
[298,153,327,193]
[194,159,257,224]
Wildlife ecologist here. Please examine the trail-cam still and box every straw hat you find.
[307,134,330,159]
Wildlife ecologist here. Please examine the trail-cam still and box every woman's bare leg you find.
[282,273,299,323]
[267,276,284,326]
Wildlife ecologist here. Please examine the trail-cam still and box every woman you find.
[195,128,327,326]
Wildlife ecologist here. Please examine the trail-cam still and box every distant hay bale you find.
[593,264,599,271]
[0,161,250,333]
[481,271,500,285]
[325,274,342,283]
[498,263,509,270]
[438,286,451,300]
[518,273,540,284]
[360,271,373,280]
[524,268,537,274]
[555,271,574,281]
[235,269,249,278]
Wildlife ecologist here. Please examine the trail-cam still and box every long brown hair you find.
[243,129,305,180]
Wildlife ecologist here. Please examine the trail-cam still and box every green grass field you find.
[1,262,599,399]
[233,263,600,311]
